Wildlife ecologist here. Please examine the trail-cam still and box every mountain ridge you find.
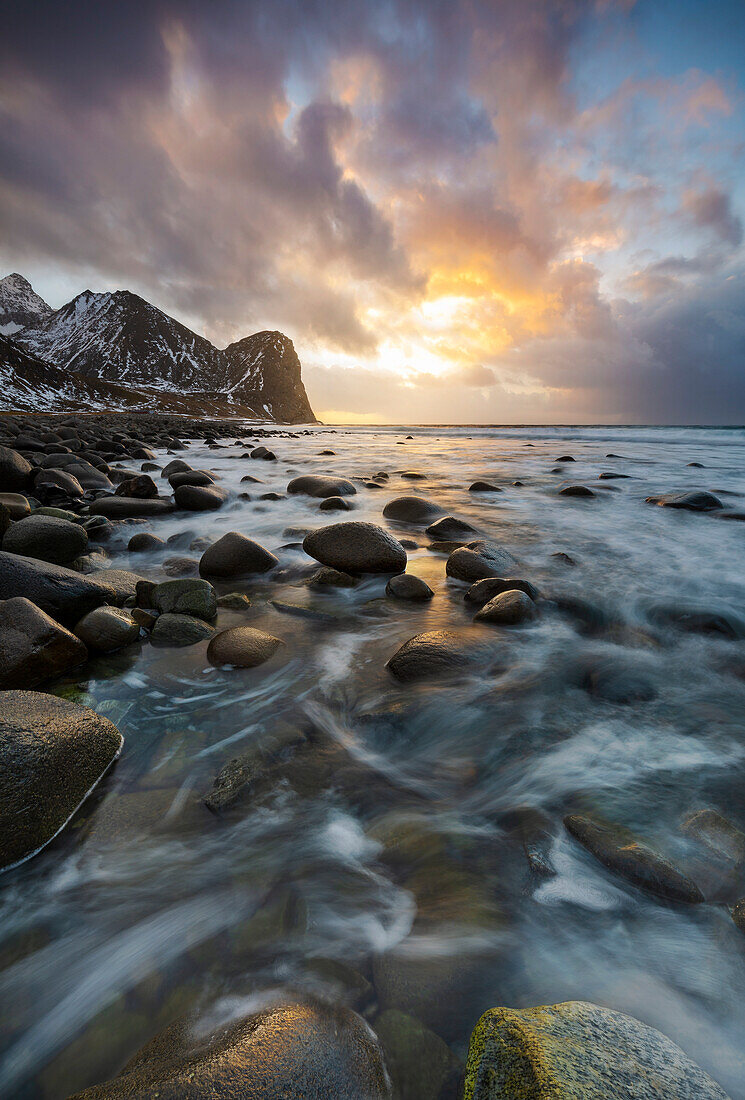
[0,275,316,423]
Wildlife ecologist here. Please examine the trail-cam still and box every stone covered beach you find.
[1,414,744,1098]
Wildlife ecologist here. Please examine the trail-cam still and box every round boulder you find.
[69,1002,391,1100]
[0,445,32,491]
[174,484,228,511]
[75,606,140,652]
[151,614,216,648]
[128,532,165,552]
[303,522,407,575]
[114,474,158,499]
[465,577,539,606]
[320,495,352,512]
[646,490,723,511]
[385,574,434,601]
[207,626,284,668]
[474,589,537,625]
[387,630,482,683]
[154,579,217,621]
[426,516,479,540]
[287,475,357,498]
[382,496,444,524]
[2,514,88,565]
[0,691,123,871]
[199,532,278,577]
[446,540,518,582]
[0,597,87,689]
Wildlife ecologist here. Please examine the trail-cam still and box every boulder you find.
[463,1001,729,1099]
[161,459,192,478]
[151,613,216,647]
[559,484,595,498]
[207,626,284,668]
[114,474,158,499]
[154,579,217,621]
[426,516,479,540]
[0,551,116,624]
[174,484,228,511]
[446,541,518,582]
[385,574,434,601]
[75,606,140,653]
[464,577,539,606]
[375,1010,461,1100]
[564,814,704,903]
[646,490,722,511]
[383,496,445,524]
[0,691,123,871]
[2,514,88,564]
[34,468,84,498]
[0,492,31,519]
[680,809,745,865]
[387,630,482,683]
[468,481,501,492]
[69,1001,391,1100]
[307,566,358,589]
[0,444,32,491]
[168,470,215,489]
[128,532,165,552]
[162,556,198,576]
[91,569,144,604]
[89,497,175,519]
[199,532,277,577]
[474,589,537,625]
[304,522,407,575]
[287,475,357,498]
[0,597,87,689]
[320,495,352,511]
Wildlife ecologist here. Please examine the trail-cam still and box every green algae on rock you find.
[463,1001,731,1099]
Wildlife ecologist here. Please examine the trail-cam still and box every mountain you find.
[0,273,53,335]
[224,331,316,423]
[7,279,316,422]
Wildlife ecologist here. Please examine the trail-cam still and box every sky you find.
[1,0,744,424]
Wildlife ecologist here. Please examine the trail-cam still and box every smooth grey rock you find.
[0,597,87,689]
[0,551,116,624]
[0,492,31,519]
[474,589,536,625]
[0,445,32,491]
[385,574,434,601]
[426,516,479,540]
[207,626,284,668]
[150,613,215,647]
[387,630,482,683]
[446,541,518,582]
[199,532,277,577]
[74,606,140,653]
[174,483,228,511]
[89,496,175,519]
[304,522,407,575]
[382,496,444,524]
[128,532,165,552]
[287,475,357,498]
[3,514,88,564]
[154,579,217,621]
[646,490,723,511]
[0,691,123,871]
[465,577,539,606]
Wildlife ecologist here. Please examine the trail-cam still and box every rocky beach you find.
[0,415,744,1096]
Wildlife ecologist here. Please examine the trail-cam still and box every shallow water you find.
[3,424,745,1097]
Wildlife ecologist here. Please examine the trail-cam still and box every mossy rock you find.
[463,1001,730,1099]
[375,1009,462,1100]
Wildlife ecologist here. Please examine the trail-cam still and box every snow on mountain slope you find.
[0,273,52,334]
[223,330,316,423]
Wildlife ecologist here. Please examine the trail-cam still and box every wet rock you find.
[207,626,284,668]
[320,495,352,511]
[468,481,501,492]
[446,540,518,582]
[564,814,704,903]
[135,579,157,608]
[598,471,631,480]
[382,496,445,524]
[89,496,175,519]
[307,566,358,588]
[474,589,537,625]
[161,459,192,478]
[580,655,657,704]
[0,597,87,689]
[401,470,426,480]
[75,606,140,653]
[150,613,215,647]
[681,809,745,865]
[114,474,158,499]
[2,513,88,564]
[375,1010,461,1100]
[732,899,745,934]
[0,690,123,871]
[551,551,576,566]
[162,556,198,577]
[69,1001,392,1100]
[0,492,31,519]
[559,484,595,498]
[304,521,407,575]
[287,474,357,498]
[386,573,434,601]
[0,444,33,491]
[498,805,556,877]
[168,470,215,489]
[426,516,479,540]
[131,608,157,630]
[0,551,116,624]
[387,630,482,683]
[174,484,228,511]
[154,579,217,621]
[92,569,144,604]
[465,577,539,607]
[217,592,252,610]
[646,490,722,511]
[554,595,612,636]
[128,532,165,552]
[199,531,278,577]
[648,602,745,640]
[204,754,262,813]
[34,467,85,499]
[463,1001,729,1099]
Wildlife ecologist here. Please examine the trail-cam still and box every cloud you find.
[683,184,743,246]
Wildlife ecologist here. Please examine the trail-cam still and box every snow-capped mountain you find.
[224,330,316,423]
[0,273,53,335]
[6,277,316,422]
